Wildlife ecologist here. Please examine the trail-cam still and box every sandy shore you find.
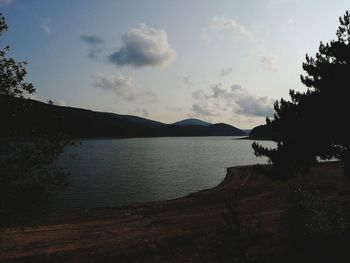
[0,163,346,262]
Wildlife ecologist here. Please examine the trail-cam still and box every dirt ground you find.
[0,163,347,262]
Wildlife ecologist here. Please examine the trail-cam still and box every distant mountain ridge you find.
[173,118,212,127]
[1,95,246,138]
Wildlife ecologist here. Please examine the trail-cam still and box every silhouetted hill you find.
[173,118,212,127]
[249,124,279,140]
[119,114,164,128]
[0,95,246,138]
[0,95,148,138]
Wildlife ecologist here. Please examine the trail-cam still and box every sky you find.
[1,0,349,128]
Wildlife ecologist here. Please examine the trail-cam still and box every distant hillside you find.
[117,114,164,128]
[1,95,246,138]
[152,123,246,137]
[173,118,212,127]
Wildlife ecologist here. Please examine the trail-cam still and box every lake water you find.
[55,137,275,211]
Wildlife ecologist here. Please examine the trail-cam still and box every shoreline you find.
[48,164,261,223]
[235,136,273,141]
[1,162,345,262]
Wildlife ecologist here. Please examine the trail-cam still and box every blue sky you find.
[1,0,349,128]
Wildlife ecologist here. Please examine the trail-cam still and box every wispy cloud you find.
[80,34,106,61]
[260,56,280,72]
[108,24,176,68]
[183,75,193,88]
[80,34,105,46]
[210,16,252,39]
[219,67,233,77]
[93,72,156,103]
[40,22,51,35]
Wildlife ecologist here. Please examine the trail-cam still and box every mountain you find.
[173,118,212,127]
[1,95,246,138]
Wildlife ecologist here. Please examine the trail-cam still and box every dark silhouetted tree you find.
[0,16,35,97]
[253,11,350,178]
[0,13,73,228]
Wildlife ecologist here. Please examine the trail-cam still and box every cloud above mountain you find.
[191,83,274,118]
[93,73,156,102]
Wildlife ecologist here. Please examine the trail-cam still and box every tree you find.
[253,11,350,178]
[0,15,35,97]
[0,13,72,228]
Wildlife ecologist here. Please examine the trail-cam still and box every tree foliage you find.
[0,13,72,228]
[0,14,35,97]
[253,11,350,178]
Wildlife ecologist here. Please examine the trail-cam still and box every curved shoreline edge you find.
[0,162,344,262]
[48,164,261,223]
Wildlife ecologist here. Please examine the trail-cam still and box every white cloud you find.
[109,24,176,68]
[93,72,156,102]
[191,83,274,118]
[210,16,252,39]
[260,56,280,72]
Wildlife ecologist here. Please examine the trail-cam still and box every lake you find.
[55,137,275,211]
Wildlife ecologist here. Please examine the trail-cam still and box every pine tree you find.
[253,11,350,178]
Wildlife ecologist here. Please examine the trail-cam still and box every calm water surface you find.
[55,137,275,211]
